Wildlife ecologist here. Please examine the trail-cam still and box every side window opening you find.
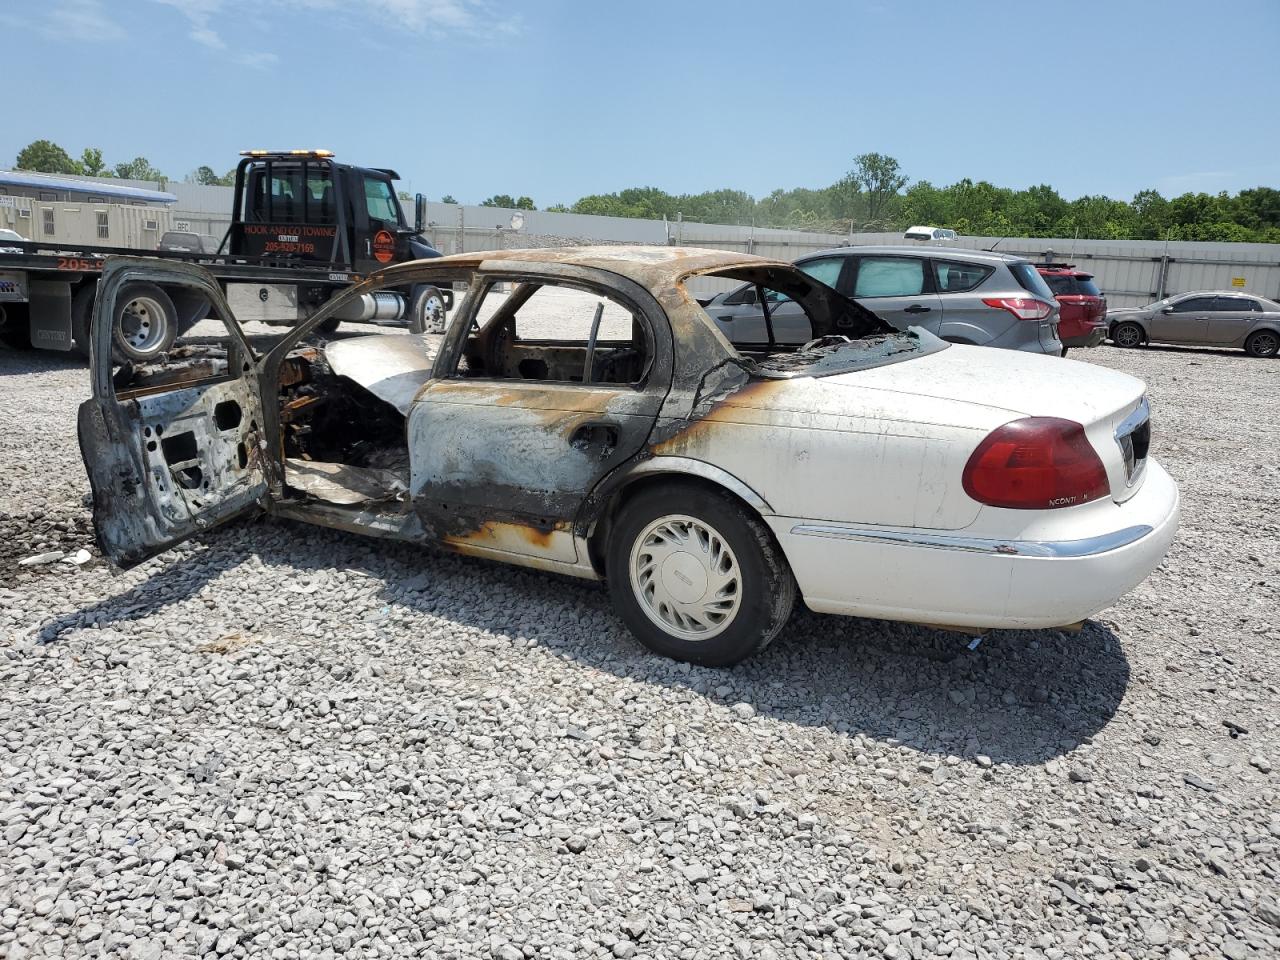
[109,280,247,398]
[797,257,845,290]
[459,280,649,385]
[933,260,993,293]
[853,257,926,298]
[364,176,399,223]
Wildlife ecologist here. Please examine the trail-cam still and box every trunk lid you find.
[802,344,1149,503]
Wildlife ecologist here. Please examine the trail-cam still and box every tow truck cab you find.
[0,149,451,361]
[225,150,440,274]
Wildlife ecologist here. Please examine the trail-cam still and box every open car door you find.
[77,258,270,568]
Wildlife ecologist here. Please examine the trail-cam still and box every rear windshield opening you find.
[685,265,943,377]
[1043,274,1101,297]
[1009,263,1056,301]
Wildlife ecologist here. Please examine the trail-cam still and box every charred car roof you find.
[368,245,785,288]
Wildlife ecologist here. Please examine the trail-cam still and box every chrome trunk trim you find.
[1114,397,1150,488]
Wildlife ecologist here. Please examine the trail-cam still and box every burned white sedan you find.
[80,247,1179,666]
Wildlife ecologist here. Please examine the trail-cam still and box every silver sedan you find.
[1108,291,1280,358]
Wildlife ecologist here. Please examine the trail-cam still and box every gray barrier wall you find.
[157,181,1280,308]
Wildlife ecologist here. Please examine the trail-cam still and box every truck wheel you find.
[0,303,31,349]
[111,282,177,363]
[409,285,447,334]
[70,283,97,358]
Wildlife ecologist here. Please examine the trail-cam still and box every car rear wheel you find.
[606,484,795,666]
[111,282,177,363]
[1111,322,1144,349]
[1244,329,1279,358]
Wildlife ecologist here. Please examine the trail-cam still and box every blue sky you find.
[4,0,1279,206]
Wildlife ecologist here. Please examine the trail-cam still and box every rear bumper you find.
[1062,326,1108,349]
[766,459,1180,630]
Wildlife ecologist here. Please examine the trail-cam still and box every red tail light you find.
[982,297,1054,321]
[963,418,1109,509]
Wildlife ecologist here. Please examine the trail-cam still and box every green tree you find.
[189,165,229,185]
[848,153,908,224]
[1230,187,1280,232]
[514,196,536,210]
[440,194,457,204]
[114,157,164,181]
[15,139,82,174]
[898,180,947,228]
[1130,189,1170,239]
[480,194,521,208]
[680,188,756,224]
[79,147,108,177]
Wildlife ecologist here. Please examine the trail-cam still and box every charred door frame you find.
[81,257,270,567]
[257,260,480,501]
[412,261,676,563]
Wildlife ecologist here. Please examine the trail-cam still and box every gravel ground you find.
[1,339,1278,960]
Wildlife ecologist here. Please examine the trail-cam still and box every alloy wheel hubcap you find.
[629,515,741,641]
[1116,326,1140,346]
[120,296,167,351]
[1254,333,1278,355]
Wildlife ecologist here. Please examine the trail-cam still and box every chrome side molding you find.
[789,523,1155,559]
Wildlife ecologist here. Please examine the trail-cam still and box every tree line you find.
[13,139,174,182]
[13,140,1279,242]
[486,154,1280,244]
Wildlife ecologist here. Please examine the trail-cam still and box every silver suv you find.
[701,245,1062,354]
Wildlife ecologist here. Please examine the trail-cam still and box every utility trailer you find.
[0,150,451,362]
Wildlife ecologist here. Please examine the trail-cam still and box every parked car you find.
[701,246,1062,354]
[156,231,213,254]
[0,228,25,254]
[904,226,959,242]
[1108,291,1280,358]
[1038,265,1107,355]
[79,247,1178,666]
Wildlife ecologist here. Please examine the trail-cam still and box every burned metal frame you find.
[85,246,913,581]
[81,257,270,567]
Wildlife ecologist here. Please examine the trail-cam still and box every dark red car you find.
[1038,265,1107,355]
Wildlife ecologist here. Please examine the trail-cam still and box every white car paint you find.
[647,341,1176,628]
[84,248,1179,655]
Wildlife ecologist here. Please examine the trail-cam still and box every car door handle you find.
[569,420,620,455]
[904,304,932,314]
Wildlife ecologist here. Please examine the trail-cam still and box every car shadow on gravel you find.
[0,348,88,375]
[34,518,1130,767]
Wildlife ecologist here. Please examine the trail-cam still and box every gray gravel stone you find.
[0,342,1277,960]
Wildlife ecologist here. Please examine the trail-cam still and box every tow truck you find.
[0,150,451,362]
